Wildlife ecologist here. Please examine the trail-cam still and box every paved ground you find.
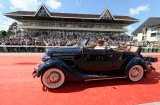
[0,53,44,56]
[0,53,160,105]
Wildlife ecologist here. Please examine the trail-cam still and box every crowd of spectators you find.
[0,33,91,52]
[0,31,160,53]
[133,41,160,53]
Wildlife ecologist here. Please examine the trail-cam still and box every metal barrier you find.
[0,45,79,52]
[141,47,159,53]
[0,45,159,53]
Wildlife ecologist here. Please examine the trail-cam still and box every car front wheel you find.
[126,65,144,82]
[41,68,65,89]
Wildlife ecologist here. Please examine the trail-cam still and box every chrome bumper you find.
[32,68,38,78]
[32,62,44,78]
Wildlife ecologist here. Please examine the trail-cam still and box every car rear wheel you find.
[126,65,144,82]
[41,68,65,89]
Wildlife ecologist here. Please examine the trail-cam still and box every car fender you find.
[37,59,85,80]
[122,57,150,73]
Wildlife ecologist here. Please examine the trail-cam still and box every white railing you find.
[0,45,159,49]
[0,45,80,48]
[20,23,125,30]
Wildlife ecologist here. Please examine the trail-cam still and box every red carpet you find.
[0,55,160,105]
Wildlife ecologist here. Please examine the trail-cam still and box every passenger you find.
[94,39,105,49]
[123,42,132,51]
[115,42,132,51]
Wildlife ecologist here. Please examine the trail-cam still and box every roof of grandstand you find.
[132,17,160,35]
[5,4,139,24]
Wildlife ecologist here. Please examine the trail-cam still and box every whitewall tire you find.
[127,65,144,82]
[41,68,65,89]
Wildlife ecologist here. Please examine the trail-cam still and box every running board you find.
[83,73,127,79]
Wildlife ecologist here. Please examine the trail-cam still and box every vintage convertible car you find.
[32,43,158,89]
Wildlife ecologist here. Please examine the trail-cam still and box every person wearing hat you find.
[94,39,105,49]
[115,42,132,51]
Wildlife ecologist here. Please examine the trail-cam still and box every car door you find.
[112,50,126,71]
[80,49,113,71]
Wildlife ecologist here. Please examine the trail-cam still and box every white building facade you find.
[132,17,160,42]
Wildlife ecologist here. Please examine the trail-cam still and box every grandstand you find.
[4,4,139,42]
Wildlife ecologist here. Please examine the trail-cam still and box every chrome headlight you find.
[41,54,51,62]
[37,61,44,68]
[37,63,41,68]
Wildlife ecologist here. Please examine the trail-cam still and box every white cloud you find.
[0,11,2,17]
[126,26,135,36]
[0,20,14,31]
[10,6,16,11]
[0,12,4,23]
[0,3,3,8]
[45,0,62,9]
[9,0,41,11]
[129,5,150,15]
[126,26,134,31]
[0,11,14,31]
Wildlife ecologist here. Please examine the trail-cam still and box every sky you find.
[0,0,160,35]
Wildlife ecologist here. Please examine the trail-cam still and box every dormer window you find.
[37,7,50,17]
[100,8,113,20]
[35,4,51,17]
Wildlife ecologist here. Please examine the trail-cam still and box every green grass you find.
[142,48,160,53]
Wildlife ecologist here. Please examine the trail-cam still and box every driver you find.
[94,39,105,49]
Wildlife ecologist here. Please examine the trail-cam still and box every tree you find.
[0,22,19,39]
[6,30,12,36]
[0,30,7,38]
[7,22,18,36]
[121,33,133,41]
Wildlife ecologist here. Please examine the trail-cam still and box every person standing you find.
[94,39,105,49]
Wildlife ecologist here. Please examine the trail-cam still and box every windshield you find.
[84,37,121,47]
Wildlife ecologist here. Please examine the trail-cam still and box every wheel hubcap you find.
[131,68,139,77]
[48,72,60,83]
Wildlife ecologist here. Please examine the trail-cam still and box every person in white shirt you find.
[94,39,105,49]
